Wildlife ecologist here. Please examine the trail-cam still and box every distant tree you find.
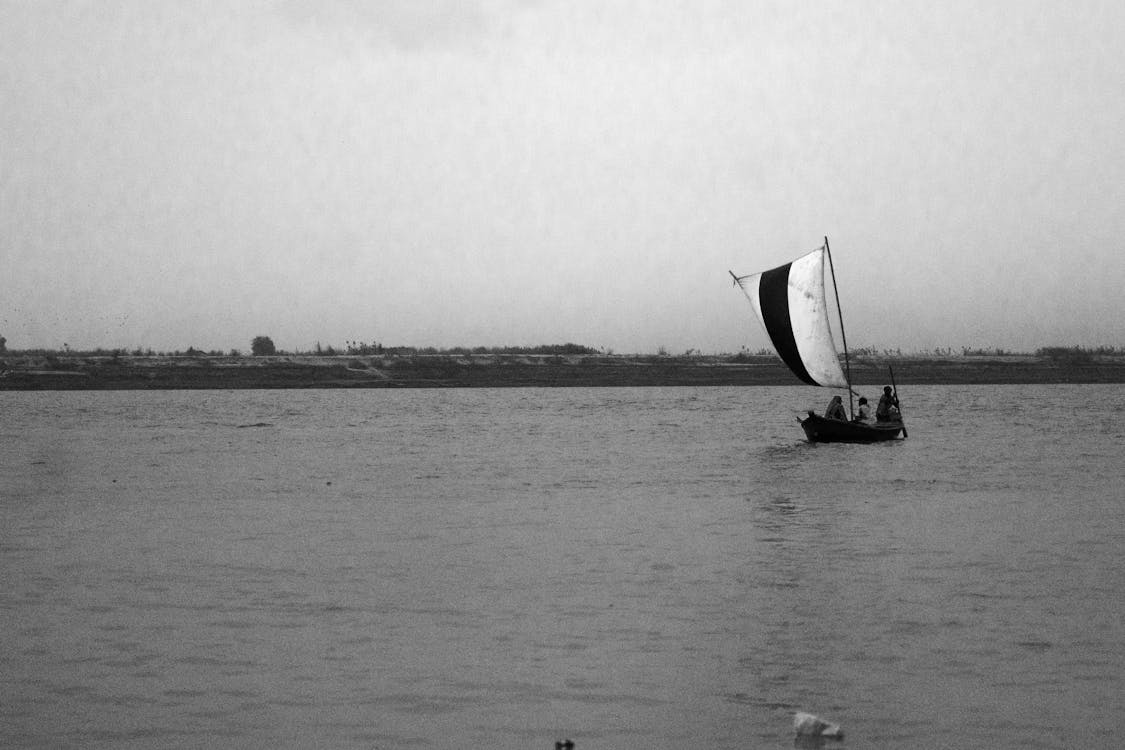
[0,335,6,353]
[251,336,276,356]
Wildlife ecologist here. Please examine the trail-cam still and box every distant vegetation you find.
[1034,345,1121,364]
[845,345,1125,359]
[0,339,604,359]
[4,337,1125,389]
[1,334,1121,362]
[316,341,601,357]
[251,336,277,356]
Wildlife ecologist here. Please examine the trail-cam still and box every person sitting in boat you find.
[876,386,900,422]
[854,397,871,422]
[824,395,848,421]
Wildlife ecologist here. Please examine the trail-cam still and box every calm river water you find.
[2,385,1123,749]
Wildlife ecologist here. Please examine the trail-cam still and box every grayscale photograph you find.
[3,1,1123,747]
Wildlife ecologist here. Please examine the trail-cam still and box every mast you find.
[824,236,854,419]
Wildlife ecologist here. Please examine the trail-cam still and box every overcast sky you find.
[3,0,1123,354]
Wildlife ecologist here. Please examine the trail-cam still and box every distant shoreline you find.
[3,352,1125,389]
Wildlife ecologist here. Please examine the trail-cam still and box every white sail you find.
[734,246,848,388]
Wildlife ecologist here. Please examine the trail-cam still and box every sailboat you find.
[730,237,906,443]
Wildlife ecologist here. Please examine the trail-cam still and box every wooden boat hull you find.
[800,412,904,443]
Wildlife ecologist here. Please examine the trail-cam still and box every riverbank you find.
[3,352,1124,389]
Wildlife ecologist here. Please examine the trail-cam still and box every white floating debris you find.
[794,711,843,739]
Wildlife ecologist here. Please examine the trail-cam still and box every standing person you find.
[824,395,847,421]
[876,386,899,421]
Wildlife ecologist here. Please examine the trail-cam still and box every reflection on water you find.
[1,385,1123,749]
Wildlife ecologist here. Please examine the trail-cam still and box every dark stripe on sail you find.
[758,264,818,386]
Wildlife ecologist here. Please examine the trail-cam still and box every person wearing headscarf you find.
[824,395,847,421]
